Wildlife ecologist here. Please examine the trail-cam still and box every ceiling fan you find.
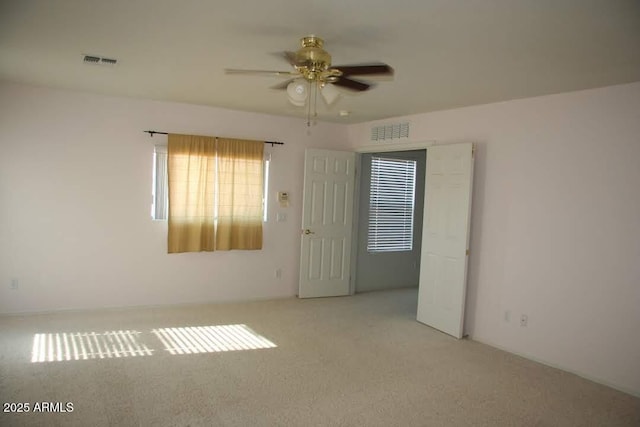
[225,35,394,124]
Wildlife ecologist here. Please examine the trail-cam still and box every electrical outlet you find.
[520,314,528,327]
[275,268,282,279]
[504,310,511,322]
[10,278,19,290]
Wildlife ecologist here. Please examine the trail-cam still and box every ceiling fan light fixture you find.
[287,80,308,106]
[321,83,340,105]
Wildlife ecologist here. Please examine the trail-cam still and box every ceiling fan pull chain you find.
[314,80,321,126]
[307,79,313,127]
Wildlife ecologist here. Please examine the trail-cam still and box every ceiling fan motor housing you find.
[296,36,332,81]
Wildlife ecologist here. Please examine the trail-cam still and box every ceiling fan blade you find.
[225,69,297,77]
[283,51,302,66]
[332,77,371,92]
[271,78,297,90]
[332,63,394,76]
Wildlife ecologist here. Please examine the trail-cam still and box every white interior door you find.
[417,143,474,338]
[299,149,356,298]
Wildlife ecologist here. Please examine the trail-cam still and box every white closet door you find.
[417,143,474,338]
[299,149,356,298]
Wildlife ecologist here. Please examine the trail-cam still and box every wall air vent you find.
[82,54,118,66]
[370,122,409,142]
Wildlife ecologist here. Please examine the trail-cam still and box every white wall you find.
[0,82,348,313]
[2,80,639,397]
[348,82,640,396]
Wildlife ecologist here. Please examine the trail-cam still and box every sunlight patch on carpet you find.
[31,330,153,362]
[152,324,277,355]
[30,324,276,362]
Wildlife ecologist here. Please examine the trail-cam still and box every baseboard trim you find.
[0,293,297,317]
[470,335,640,398]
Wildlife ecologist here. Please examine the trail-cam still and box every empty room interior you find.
[1,1,639,426]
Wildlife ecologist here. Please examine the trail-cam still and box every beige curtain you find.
[215,138,264,250]
[167,134,264,253]
[167,134,217,253]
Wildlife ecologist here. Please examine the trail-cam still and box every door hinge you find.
[466,249,470,256]
[471,145,475,158]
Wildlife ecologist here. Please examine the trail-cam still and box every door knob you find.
[304,229,315,235]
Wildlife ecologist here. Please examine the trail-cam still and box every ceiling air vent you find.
[370,122,409,142]
[82,54,118,66]
[100,57,117,65]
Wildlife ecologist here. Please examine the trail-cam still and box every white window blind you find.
[367,156,417,252]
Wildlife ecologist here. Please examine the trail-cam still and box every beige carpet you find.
[1,289,638,427]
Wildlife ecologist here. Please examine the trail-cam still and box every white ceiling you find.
[1,0,639,124]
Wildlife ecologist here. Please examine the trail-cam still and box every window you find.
[152,145,270,222]
[158,135,267,252]
[152,145,168,220]
[367,156,417,252]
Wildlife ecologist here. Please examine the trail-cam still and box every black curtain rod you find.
[144,130,284,146]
